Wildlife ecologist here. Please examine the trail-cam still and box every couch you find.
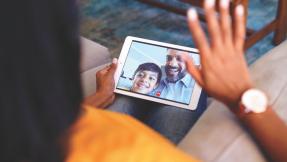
[80,37,287,162]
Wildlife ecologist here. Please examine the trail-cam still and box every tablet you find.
[114,36,202,110]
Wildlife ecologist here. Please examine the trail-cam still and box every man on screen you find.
[154,49,195,104]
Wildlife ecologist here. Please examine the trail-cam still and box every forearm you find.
[237,107,287,162]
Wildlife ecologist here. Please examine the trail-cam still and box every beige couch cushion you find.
[80,37,111,73]
[178,40,287,162]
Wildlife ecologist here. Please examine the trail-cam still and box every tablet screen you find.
[116,41,200,105]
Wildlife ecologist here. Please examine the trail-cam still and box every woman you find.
[1,0,286,161]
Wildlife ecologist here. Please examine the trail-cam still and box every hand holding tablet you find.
[114,36,202,110]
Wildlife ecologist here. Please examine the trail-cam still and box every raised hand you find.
[184,0,253,109]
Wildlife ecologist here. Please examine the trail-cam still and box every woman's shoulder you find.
[66,106,198,162]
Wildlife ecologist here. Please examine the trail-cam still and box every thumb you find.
[182,54,204,87]
[108,58,118,75]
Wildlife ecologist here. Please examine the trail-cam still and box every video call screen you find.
[116,41,200,105]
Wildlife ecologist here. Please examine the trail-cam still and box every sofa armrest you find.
[80,37,111,73]
[80,37,112,97]
[178,40,287,162]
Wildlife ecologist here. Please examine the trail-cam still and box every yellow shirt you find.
[66,106,198,162]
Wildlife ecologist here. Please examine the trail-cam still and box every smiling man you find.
[154,49,195,104]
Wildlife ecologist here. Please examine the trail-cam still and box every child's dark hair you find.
[134,63,162,84]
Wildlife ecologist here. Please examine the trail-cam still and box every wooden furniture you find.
[138,0,287,49]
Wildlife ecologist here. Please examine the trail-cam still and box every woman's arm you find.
[238,107,287,162]
[184,0,287,161]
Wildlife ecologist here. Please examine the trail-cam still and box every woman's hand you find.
[83,58,118,108]
[185,3,287,161]
[184,0,253,109]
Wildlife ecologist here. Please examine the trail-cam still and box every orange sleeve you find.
[66,106,199,162]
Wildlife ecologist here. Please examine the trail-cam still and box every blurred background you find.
[79,0,277,64]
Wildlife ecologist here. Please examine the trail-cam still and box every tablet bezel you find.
[114,36,202,110]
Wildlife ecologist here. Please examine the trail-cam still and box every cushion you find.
[80,37,111,73]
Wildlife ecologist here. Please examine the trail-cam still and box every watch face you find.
[242,89,268,113]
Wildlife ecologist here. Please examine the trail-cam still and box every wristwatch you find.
[238,88,268,115]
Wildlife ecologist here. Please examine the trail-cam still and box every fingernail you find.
[112,58,118,64]
[205,0,215,8]
[220,0,229,9]
[187,8,198,21]
[236,5,244,16]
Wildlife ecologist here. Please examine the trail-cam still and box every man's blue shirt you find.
[153,74,195,104]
